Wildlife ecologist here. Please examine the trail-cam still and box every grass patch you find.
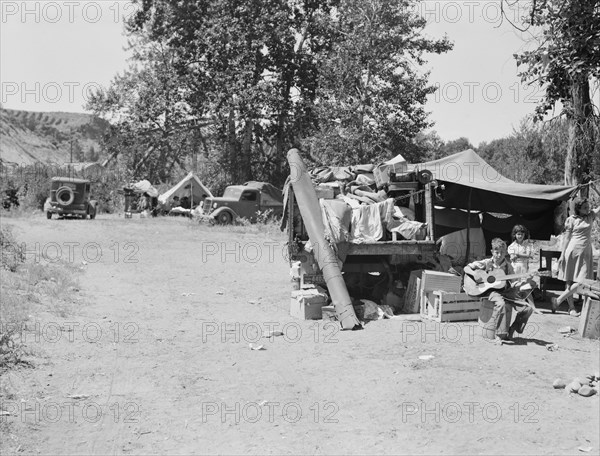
[0,226,82,369]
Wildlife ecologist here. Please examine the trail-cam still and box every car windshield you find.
[223,187,242,199]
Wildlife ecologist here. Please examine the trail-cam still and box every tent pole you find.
[464,188,472,266]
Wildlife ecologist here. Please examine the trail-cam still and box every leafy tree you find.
[71,139,84,162]
[304,0,452,165]
[86,33,201,183]
[436,137,474,159]
[126,0,342,186]
[478,116,567,184]
[85,145,98,162]
[108,0,450,185]
[509,0,600,188]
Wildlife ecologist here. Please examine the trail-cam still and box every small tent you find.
[159,172,213,208]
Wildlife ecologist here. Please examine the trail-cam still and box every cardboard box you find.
[290,289,328,320]
[314,184,335,199]
[421,291,482,322]
[578,298,600,339]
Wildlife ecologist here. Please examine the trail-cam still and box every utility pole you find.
[69,128,74,178]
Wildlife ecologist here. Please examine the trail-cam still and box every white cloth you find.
[349,199,394,243]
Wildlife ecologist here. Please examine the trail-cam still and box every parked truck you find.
[203,181,284,224]
[284,150,443,310]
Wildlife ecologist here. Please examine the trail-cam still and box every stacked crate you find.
[401,270,481,322]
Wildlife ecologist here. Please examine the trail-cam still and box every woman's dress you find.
[558,212,598,282]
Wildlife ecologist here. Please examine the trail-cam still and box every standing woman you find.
[557,197,600,316]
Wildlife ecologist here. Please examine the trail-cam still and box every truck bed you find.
[346,239,436,256]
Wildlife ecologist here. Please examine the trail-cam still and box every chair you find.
[538,249,564,300]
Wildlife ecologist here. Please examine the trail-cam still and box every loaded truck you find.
[283,149,443,325]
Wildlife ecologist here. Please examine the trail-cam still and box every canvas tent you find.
[408,149,576,215]
[408,149,578,241]
[159,172,213,207]
[128,179,159,197]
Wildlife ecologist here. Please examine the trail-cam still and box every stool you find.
[539,249,564,300]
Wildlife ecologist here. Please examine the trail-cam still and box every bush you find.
[0,226,24,272]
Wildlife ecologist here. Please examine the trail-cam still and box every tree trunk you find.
[227,107,239,183]
[240,119,253,182]
[565,75,594,195]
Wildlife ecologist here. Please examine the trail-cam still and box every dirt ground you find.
[1,214,599,455]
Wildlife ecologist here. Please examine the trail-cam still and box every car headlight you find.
[213,203,217,209]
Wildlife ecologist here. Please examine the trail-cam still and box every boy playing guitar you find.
[464,238,536,344]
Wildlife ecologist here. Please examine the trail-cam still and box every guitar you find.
[463,269,550,297]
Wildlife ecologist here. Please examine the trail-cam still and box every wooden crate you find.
[404,270,423,314]
[420,270,462,293]
[421,291,482,322]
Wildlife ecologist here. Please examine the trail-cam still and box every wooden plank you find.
[421,291,482,322]
[405,272,423,314]
[425,185,435,240]
[347,241,436,256]
[442,310,481,322]
[388,182,419,191]
[579,298,600,339]
[442,301,481,312]
[420,271,462,293]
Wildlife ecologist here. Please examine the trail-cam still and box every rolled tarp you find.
[287,148,361,330]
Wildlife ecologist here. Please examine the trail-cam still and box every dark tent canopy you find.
[408,149,577,240]
[409,149,575,214]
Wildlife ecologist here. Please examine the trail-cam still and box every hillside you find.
[0,109,110,166]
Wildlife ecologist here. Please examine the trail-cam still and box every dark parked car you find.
[45,177,98,219]
[202,181,283,224]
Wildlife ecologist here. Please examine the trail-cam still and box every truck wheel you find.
[217,212,233,225]
[46,211,52,219]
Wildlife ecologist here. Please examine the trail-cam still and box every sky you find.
[2,0,593,146]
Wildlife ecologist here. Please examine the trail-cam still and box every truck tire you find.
[46,211,52,219]
[217,211,233,225]
[56,186,75,206]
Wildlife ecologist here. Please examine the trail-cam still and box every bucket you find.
[478,299,497,340]
[290,261,302,290]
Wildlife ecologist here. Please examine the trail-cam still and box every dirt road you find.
[2,215,599,455]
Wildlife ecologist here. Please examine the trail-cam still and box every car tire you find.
[56,186,75,206]
[46,211,52,219]
[217,211,233,225]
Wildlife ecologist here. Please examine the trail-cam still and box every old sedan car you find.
[45,177,98,219]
